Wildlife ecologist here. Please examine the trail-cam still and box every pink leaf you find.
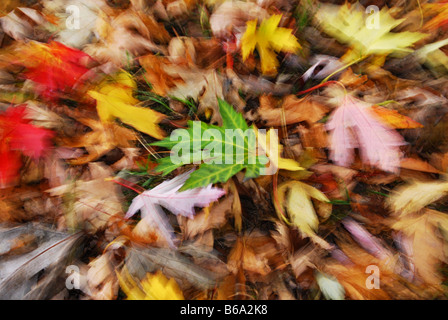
[125,170,226,248]
[326,95,404,173]
[342,217,392,261]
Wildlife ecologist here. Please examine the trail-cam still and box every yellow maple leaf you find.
[274,181,331,249]
[315,3,427,64]
[241,14,301,74]
[88,72,166,140]
[118,268,184,300]
[254,127,303,172]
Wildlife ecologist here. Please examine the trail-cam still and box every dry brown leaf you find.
[271,221,292,255]
[164,66,225,124]
[210,1,268,38]
[390,208,448,287]
[85,10,168,65]
[181,195,233,240]
[430,152,448,172]
[400,157,441,174]
[338,68,370,89]
[227,237,271,277]
[255,95,329,127]
[62,118,136,165]
[290,246,321,279]
[0,0,23,13]
[87,252,119,300]
[139,54,182,96]
[46,162,124,232]
[0,7,48,41]
[193,38,225,69]
[324,263,391,300]
[167,37,196,66]
[296,123,328,148]
[216,270,247,300]
[310,164,358,199]
[131,218,170,247]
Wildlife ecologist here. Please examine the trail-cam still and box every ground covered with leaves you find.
[0,0,448,300]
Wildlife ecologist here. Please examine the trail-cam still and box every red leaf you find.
[0,105,54,188]
[21,41,93,101]
[0,149,22,189]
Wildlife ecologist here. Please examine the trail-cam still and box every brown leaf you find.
[227,237,271,277]
[62,118,136,165]
[210,1,268,38]
[296,123,328,148]
[87,252,119,300]
[164,66,225,124]
[139,54,181,96]
[430,152,448,172]
[0,7,48,41]
[256,95,329,127]
[181,195,233,240]
[85,10,168,65]
[400,157,441,174]
[46,163,125,232]
[390,208,448,287]
[325,263,391,300]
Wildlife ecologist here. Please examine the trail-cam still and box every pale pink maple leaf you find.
[326,95,405,173]
[125,170,226,248]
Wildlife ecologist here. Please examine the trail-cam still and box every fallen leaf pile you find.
[0,0,448,301]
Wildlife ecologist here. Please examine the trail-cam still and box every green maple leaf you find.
[152,99,268,190]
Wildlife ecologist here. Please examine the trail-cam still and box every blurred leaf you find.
[316,3,427,63]
[241,14,301,74]
[315,271,345,300]
[152,99,268,189]
[275,180,331,249]
[0,223,83,300]
[88,72,166,140]
[126,170,225,247]
[119,268,184,300]
[388,180,448,216]
[391,209,448,286]
[326,94,405,173]
[370,105,423,129]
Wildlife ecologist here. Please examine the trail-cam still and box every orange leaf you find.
[370,105,424,129]
[400,158,441,174]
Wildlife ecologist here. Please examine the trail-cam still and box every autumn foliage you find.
[0,0,448,301]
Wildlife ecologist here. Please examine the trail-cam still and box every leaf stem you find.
[296,80,346,96]
[320,56,366,84]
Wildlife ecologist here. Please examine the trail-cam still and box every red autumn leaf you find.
[0,106,54,188]
[21,41,93,101]
[0,149,22,188]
